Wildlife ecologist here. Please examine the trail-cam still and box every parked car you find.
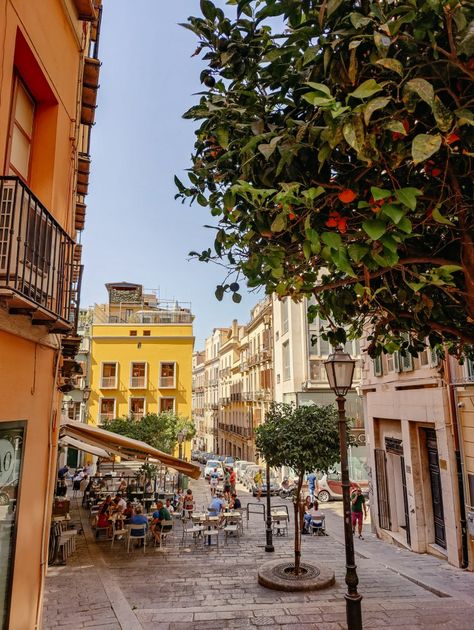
[199,452,214,464]
[191,450,201,461]
[204,460,224,480]
[242,464,261,489]
[251,476,279,496]
[235,461,254,483]
[317,472,368,502]
[224,456,235,468]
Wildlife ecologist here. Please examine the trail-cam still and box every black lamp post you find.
[324,346,362,630]
[265,461,274,552]
[177,429,186,491]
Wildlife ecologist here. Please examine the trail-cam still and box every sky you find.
[81,0,261,348]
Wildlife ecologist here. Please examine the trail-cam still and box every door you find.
[425,429,446,548]
[400,456,411,546]
[375,449,391,530]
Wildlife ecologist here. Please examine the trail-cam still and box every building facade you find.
[0,1,102,627]
[87,282,194,458]
[362,345,469,568]
[202,328,227,453]
[191,351,205,450]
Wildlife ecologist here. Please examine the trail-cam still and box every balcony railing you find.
[99,413,114,423]
[159,376,176,388]
[130,376,146,388]
[0,177,78,330]
[100,376,117,389]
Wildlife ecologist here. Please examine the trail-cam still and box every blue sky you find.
[81,0,261,348]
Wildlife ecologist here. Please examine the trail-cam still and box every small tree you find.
[103,412,195,454]
[255,402,343,575]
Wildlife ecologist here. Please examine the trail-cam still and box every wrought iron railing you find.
[0,177,76,328]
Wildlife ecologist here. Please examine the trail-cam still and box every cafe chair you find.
[154,523,173,549]
[311,516,327,536]
[127,524,147,553]
[181,522,204,547]
[111,518,127,548]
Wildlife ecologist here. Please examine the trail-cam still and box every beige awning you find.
[60,435,110,459]
[60,420,201,479]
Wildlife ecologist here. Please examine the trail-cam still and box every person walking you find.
[229,468,236,495]
[307,471,317,501]
[254,468,263,501]
[351,486,367,539]
[209,468,219,497]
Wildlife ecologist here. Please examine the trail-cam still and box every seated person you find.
[229,493,241,510]
[208,492,226,517]
[111,492,127,514]
[117,477,127,493]
[151,501,172,538]
[164,498,175,514]
[144,480,153,495]
[173,488,184,511]
[307,500,325,533]
[129,506,148,546]
[122,501,134,524]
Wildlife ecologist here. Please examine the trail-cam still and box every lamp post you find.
[265,461,274,552]
[324,346,362,630]
[177,429,186,491]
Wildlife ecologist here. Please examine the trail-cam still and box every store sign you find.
[0,439,15,485]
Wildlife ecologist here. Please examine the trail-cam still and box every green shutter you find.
[467,359,474,381]
[401,352,413,372]
[373,356,383,377]
[429,348,439,368]
[393,352,401,372]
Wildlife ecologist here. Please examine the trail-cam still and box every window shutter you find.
[393,352,401,372]
[373,356,383,377]
[467,359,474,381]
[429,349,439,368]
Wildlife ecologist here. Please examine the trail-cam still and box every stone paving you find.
[43,475,474,630]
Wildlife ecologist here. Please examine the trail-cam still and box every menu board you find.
[0,423,24,630]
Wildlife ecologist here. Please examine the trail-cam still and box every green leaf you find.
[370,186,391,201]
[327,0,344,17]
[271,212,287,233]
[200,0,216,20]
[385,121,407,135]
[305,82,331,96]
[374,32,392,57]
[364,96,391,125]
[381,203,405,224]
[374,58,404,76]
[348,79,383,99]
[431,205,455,226]
[354,282,366,297]
[403,79,434,106]
[306,228,321,254]
[197,193,208,206]
[397,217,413,234]
[394,188,422,210]
[432,97,453,133]
[348,243,369,263]
[258,139,278,160]
[350,13,372,29]
[321,232,342,249]
[362,219,386,240]
[302,93,335,107]
[455,108,474,127]
[303,241,312,260]
[215,126,230,149]
[411,134,442,164]
[333,249,357,277]
[303,186,325,201]
[303,47,319,66]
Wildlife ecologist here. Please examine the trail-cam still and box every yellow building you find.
[88,282,194,458]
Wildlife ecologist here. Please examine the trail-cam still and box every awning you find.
[60,435,110,459]
[60,420,201,480]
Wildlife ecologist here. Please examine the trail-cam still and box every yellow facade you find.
[88,286,195,459]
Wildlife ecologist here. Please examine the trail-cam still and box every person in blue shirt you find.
[208,493,226,516]
[307,472,317,500]
[129,506,148,546]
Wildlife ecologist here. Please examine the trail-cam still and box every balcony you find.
[77,153,91,196]
[130,376,146,389]
[0,177,78,331]
[99,413,114,424]
[100,376,117,389]
[159,376,175,388]
[73,0,97,21]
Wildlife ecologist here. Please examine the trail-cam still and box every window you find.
[8,79,35,181]
[159,362,176,388]
[130,362,147,388]
[129,397,145,420]
[467,359,474,381]
[309,360,322,381]
[282,341,290,381]
[99,398,115,423]
[129,330,137,336]
[160,397,175,413]
[281,299,289,334]
[386,353,400,373]
[100,362,118,388]
[143,330,151,336]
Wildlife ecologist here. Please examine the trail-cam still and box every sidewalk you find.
[43,476,474,629]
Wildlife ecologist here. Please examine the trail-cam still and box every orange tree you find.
[177,0,474,357]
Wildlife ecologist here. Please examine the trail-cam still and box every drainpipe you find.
[444,357,469,569]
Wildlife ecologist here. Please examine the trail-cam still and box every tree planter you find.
[258,559,335,592]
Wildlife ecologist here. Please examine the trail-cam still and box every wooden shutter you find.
[375,448,391,530]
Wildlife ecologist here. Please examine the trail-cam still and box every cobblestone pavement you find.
[43,475,474,630]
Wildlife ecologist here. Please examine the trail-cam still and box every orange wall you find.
[0,329,59,630]
[0,0,82,229]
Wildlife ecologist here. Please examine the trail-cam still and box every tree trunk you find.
[294,474,304,576]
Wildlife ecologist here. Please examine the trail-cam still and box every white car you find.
[204,460,224,480]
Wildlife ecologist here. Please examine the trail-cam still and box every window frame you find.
[7,76,35,183]
[159,361,176,389]
[159,397,176,413]
[98,397,116,423]
[129,396,146,420]
[129,361,147,389]
[282,341,291,381]
[281,299,289,335]
[100,361,118,389]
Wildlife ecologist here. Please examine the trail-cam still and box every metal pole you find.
[178,441,183,490]
[337,395,363,630]
[265,462,274,552]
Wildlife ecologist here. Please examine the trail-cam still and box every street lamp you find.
[264,461,274,552]
[177,429,187,491]
[324,346,362,630]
